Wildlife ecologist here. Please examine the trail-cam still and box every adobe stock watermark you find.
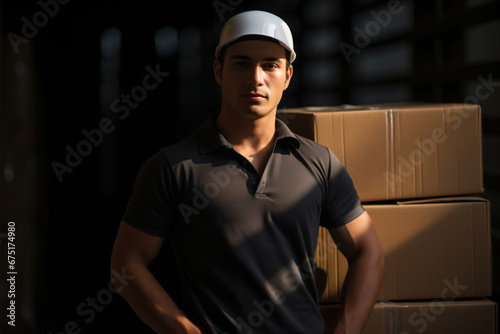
[339,0,406,64]
[223,258,316,334]
[383,276,467,334]
[178,162,240,224]
[47,268,135,334]
[384,73,500,190]
[213,0,243,21]
[8,0,71,54]
[51,64,170,183]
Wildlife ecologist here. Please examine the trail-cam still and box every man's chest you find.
[174,151,327,243]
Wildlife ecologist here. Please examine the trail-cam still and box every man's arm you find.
[328,211,385,334]
[110,221,203,334]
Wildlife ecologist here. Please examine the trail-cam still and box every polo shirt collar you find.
[197,114,300,155]
[276,117,300,149]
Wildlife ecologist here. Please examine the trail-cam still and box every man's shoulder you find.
[155,115,220,167]
[155,131,199,165]
[289,132,347,173]
[293,133,330,157]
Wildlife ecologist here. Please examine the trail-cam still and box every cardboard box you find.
[278,103,483,202]
[315,197,491,303]
[320,299,498,334]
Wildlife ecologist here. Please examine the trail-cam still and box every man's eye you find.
[234,62,247,68]
[264,63,279,69]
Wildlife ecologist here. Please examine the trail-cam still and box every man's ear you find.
[213,59,223,85]
[283,65,293,91]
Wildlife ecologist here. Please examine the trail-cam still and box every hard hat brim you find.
[215,34,296,63]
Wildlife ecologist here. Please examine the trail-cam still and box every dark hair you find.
[216,35,291,70]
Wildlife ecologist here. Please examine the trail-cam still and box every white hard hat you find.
[215,10,296,63]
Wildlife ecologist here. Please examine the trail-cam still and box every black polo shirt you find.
[123,114,364,334]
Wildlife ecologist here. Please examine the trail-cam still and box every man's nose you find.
[247,65,264,86]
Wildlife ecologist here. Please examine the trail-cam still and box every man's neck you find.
[215,108,277,153]
[215,107,279,176]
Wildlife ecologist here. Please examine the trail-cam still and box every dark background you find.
[0,0,499,333]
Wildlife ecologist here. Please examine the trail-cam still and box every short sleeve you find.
[122,150,179,237]
[320,149,365,228]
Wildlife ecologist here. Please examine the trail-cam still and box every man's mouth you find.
[241,93,266,100]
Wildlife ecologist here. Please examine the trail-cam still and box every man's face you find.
[214,40,293,120]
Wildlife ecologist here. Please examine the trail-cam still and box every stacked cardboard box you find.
[278,103,497,334]
[279,103,483,202]
[319,300,498,334]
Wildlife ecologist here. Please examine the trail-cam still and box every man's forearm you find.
[113,262,202,334]
[333,250,384,334]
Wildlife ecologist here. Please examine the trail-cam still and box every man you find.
[111,10,384,334]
